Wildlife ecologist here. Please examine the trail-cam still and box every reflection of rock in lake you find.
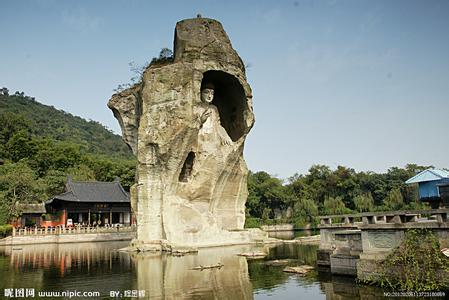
[132,245,258,299]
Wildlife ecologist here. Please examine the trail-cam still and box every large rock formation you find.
[108,17,265,249]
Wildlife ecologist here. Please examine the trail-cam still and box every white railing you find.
[12,224,136,236]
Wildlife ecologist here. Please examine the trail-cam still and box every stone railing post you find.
[386,215,402,224]
[320,217,332,225]
[377,215,386,223]
[12,226,16,237]
[405,214,418,223]
[435,213,448,224]
[344,217,354,224]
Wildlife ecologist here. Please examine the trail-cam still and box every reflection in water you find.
[132,245,259,299]
[268,230,319,240]
[0,242,384,299]
[318,273,382,300]
[248,243,384,300]
[0,242,135,297]
[249,244,321,298]
[267,231,295,240]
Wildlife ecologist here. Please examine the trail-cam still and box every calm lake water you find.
[0,238,385,299]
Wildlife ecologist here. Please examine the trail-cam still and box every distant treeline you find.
[245,164,433,229]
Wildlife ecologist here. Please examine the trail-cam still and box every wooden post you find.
[109,210,112,226]
[88,209,91,226]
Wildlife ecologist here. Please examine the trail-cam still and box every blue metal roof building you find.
[405,169,449,207]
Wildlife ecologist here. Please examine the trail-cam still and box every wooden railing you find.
[12,224,136,236]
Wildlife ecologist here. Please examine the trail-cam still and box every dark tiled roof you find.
[53,191,78,202]
[18,203,46,214]
[49,179,130,203]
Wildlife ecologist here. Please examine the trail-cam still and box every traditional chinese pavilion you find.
[44,177,132,227]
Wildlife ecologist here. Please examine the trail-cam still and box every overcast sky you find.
[1,0,448,178]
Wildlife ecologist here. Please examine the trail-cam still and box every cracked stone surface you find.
[108,17,266,248]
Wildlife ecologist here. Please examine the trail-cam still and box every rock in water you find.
[108,18,266,249]
[283,265,315,275]
[265,259,291,266]
[237,252,267,259]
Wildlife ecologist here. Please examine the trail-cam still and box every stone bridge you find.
[317,209,449,280]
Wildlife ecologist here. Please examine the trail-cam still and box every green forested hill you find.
[0,88,135,224]
[0,89,131,159]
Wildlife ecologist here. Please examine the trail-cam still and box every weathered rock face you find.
[108,17,264,249]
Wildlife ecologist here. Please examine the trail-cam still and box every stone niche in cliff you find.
[202,70,247,142]
[108,17,267,250]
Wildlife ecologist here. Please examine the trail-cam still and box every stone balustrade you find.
[317,208,449,278]
[319,208,449,227]
[12,225,136,237]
